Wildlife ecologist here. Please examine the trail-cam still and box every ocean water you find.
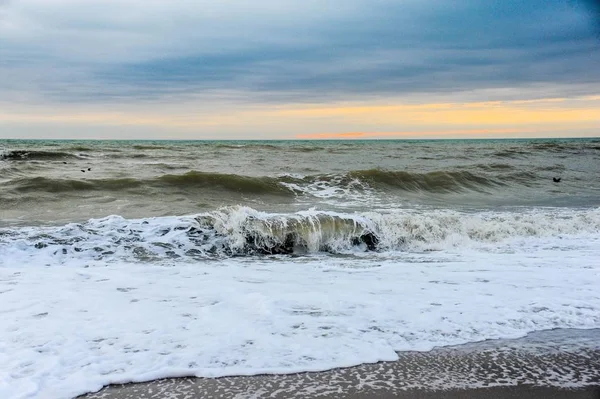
[1,138,600,398]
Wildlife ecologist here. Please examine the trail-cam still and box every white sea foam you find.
[1,207,599,263]
[278,173,378,207]
[1,207,600,398]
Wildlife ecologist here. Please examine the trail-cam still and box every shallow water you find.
[81,328,600,399]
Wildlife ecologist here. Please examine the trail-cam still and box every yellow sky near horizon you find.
[1,95,598,139]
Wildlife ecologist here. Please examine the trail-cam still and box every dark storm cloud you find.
[1,0,599,104]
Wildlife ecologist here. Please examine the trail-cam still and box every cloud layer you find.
[1,0,599,106]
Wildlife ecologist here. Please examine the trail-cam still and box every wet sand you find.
[81,329,600,399]
[82,383,600,399]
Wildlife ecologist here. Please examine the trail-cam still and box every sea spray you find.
[2,206,599,263]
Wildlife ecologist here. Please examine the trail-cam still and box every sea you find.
[1,138,600,398]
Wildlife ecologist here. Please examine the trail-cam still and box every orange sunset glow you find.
[1,95,597,139]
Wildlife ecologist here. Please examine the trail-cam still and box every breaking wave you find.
[2,206,598,263]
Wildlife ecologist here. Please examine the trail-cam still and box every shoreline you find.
[82,383,600,399]
[81,328,600,399]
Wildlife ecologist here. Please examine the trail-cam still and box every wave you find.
[67,145,95,152]
[345,169,501,193]
[212,143,281,150]
[210,144,250,150]
[7,177,143,193]
[527,142,568,151]
[493,149,529,158]
[2,168,547,198]
[281,168,540,197]
[290,146,325,153]
[0,145,172,161]
[2,207,599,261]
[132,145,169,150]
[157,171,293,195]
[527,141,600,152]
[0,150,78,161]
[4,172,295,196]
[109,153,149,159]
[473,163,514,171]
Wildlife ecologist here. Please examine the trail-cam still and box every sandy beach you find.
[81,328,600,399]
[82,383,600,399]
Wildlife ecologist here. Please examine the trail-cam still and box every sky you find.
[0,0,599,140]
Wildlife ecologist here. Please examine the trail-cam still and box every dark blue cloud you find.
[1,0,599,104]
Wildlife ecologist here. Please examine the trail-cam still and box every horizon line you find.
[1,135,599,142]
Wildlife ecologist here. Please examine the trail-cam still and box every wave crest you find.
[158,171,292,195]
[0,167,563,199]
[347,169,500,192]
[1,150,77,161]
[1,207,598,262]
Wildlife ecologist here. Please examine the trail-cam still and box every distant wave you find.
[472,163,514,171]
[7,177,143,193]
[4,171,295,196]
[156,171,293,195]
[132,145,169,150]
[3,140,598,164]
[66,145,95,152]
[0,150,78,161]
[346,169,501,192]
[493,149,529,158]
[290,146,324,152]
[212,143,281,150]
[283,168,539,195]
[2,206,598,261]
[527,141,600,152]
[1,168,547,197]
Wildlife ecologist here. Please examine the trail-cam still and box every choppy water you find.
[1,138,600,399]
[1,139,599,226]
